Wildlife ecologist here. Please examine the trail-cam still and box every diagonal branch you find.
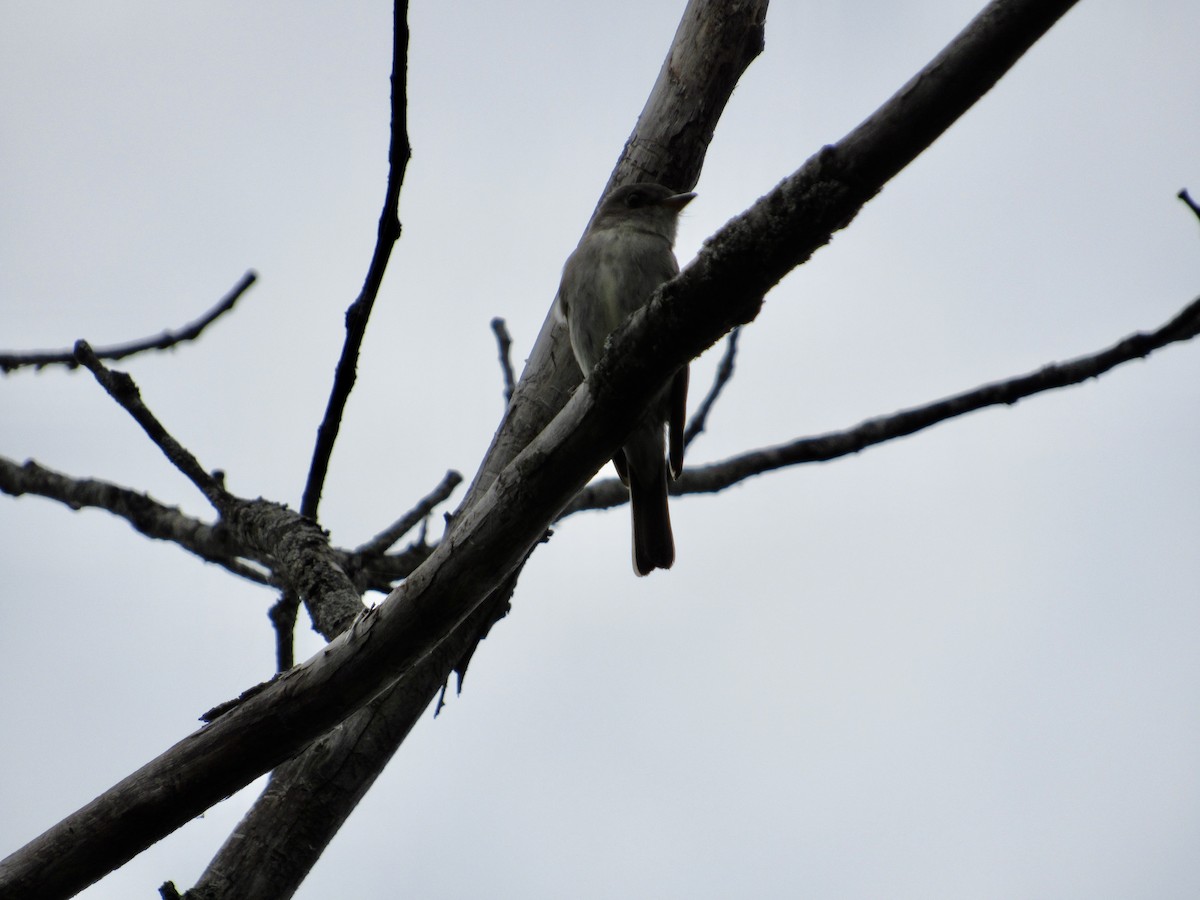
[354,469,462,557]
[74,341,228,509]
[683,326,740,448]
[299,5,412,523]
[1178,187,1200,223]
[0,456,272,585]
[563,292,1200,516]
[0,451,433,599]
[0,271,256,374]
[74,342,362,639]
[490,317,517,405]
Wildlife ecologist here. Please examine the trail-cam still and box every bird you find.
[556,182,695,575]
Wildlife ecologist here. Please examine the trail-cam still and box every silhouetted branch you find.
[74,341,227,507]
[73,342,363,642]
[0,456,272,585]
[269,591,301,672]
[490,317,517,404]
[299,8,412,523]
[0,271,256,374]
[355,469,462,557]
[562,291,1200,516]
[1179,188,1200,223]
[684,326,739,448]
[0,450,433,599]
[185,8,414,894]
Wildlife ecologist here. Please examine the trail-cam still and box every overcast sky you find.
[3,1,1200,898]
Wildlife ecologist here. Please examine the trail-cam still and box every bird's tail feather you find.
[629,461,674,576]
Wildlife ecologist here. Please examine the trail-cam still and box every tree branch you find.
[490,317,517,405]
[0,452,432,598]
[74,342,363,640]
[1178,187,1200,222]
[74,342,229,508]
[683,327,740,448]
[563,292,1200,516]
[354,469,462,557]
[299,2,412,523]
[0,456,272,586]
[0,271,256,374]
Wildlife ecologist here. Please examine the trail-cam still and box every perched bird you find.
[556,183,695,575]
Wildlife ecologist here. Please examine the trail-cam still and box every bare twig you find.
[299,8,412,523]
[0,271,256,374]
[355,469,462,557]
[683,326,739,448]
[692,294,1200,482]
[490,317,517,404]
[1179,188,1200,223]
[73,342,228,509]
[562,292,1200,517]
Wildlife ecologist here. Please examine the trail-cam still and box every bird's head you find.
[589,183,696,241]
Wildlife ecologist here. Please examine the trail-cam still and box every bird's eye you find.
[624,191,644,209]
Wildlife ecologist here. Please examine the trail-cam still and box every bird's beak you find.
[662,191,697,211]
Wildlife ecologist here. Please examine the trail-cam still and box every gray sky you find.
[3,1,1199,897]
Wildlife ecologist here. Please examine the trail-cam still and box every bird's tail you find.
[629,459,674,576]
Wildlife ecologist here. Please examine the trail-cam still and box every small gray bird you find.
[557,183,695,575]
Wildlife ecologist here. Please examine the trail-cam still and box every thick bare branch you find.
[0,451,428,599]
[0,271,256,374]
[184,4,415,895]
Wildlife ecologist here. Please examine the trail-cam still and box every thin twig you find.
[300,13,412,522]
[561,292,1200,517]
[1179,188,1200,223]
[63,349,363,645]
[683,326,739,447]
[1,271,256,374]
[73,342,228,510]
[355,469,462,557]
[490,317,517,405]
